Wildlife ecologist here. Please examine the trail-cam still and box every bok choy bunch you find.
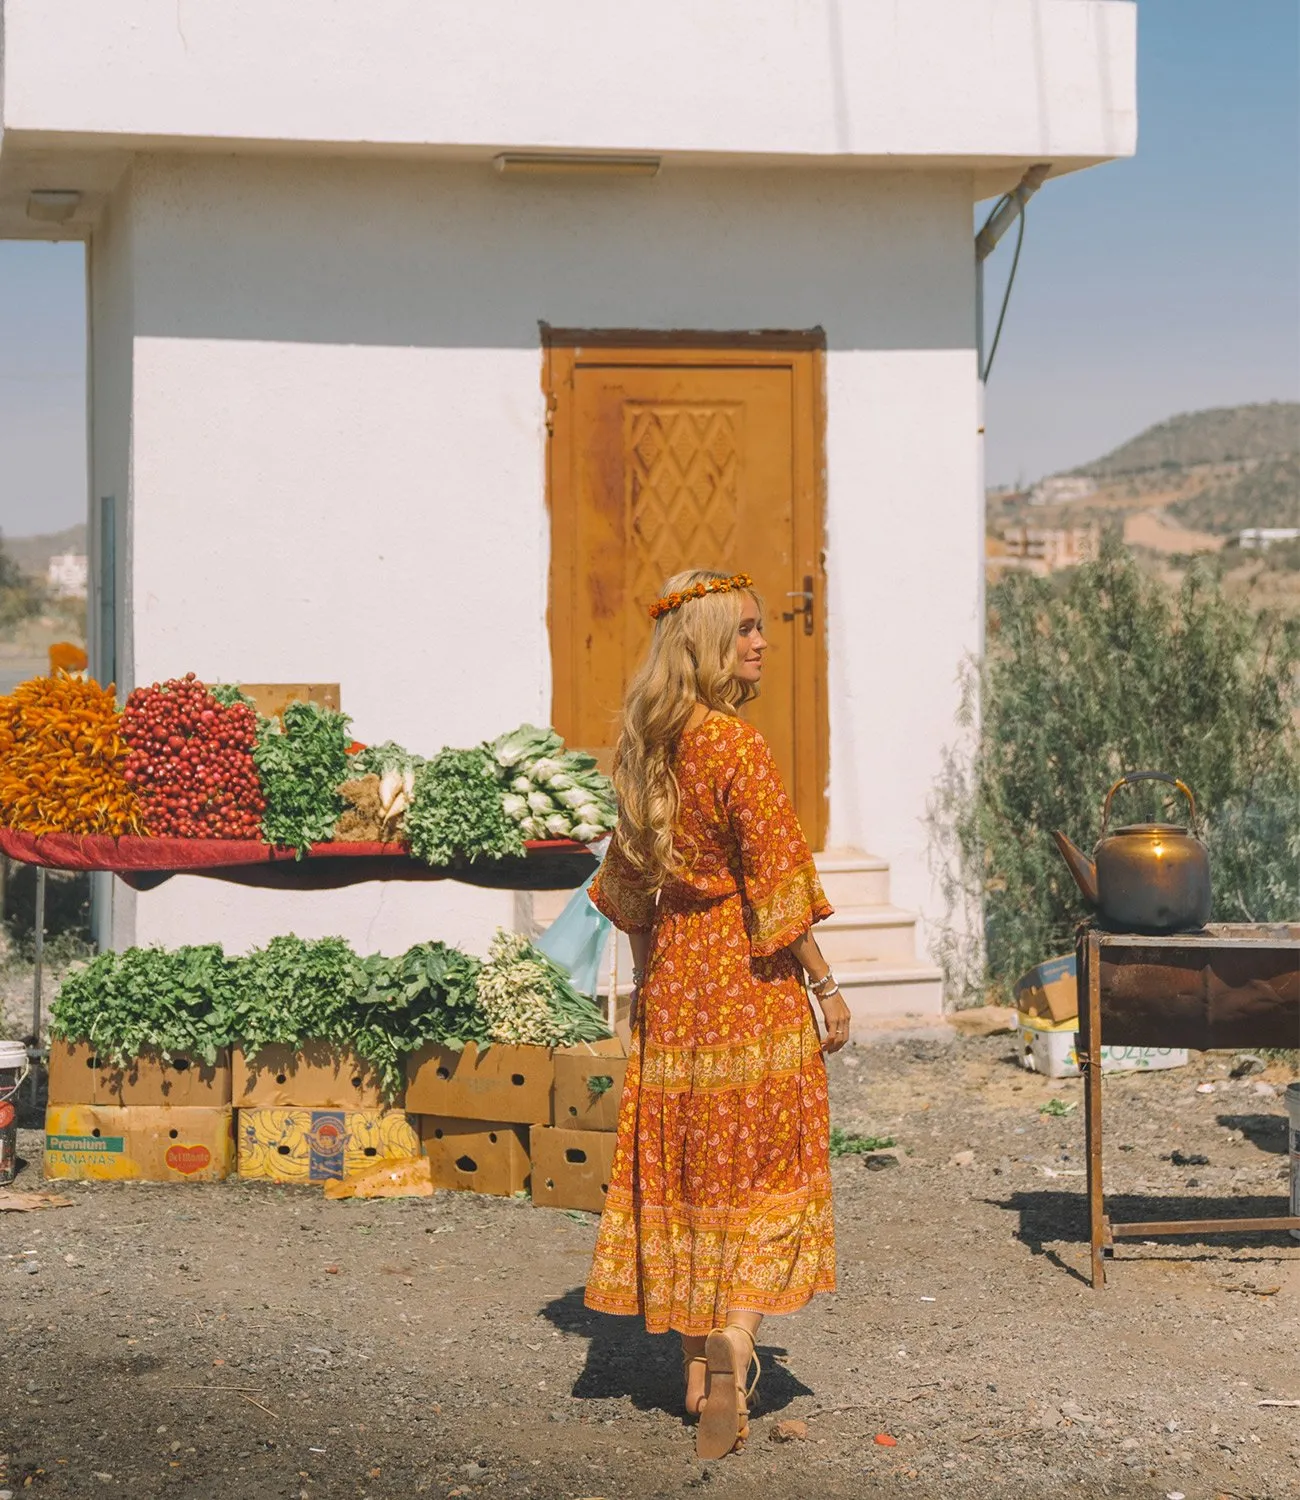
[489,723,618,844]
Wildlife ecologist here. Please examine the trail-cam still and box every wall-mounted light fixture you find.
[27,189,82,223]
[494,153,661,179]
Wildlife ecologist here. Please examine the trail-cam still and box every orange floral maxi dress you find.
[584,715,837,1336]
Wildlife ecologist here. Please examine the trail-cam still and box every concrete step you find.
[600,962,946,1036]
[815,850,891,907]
[813,905,919,966]
[837,964,946,1035]
[536,851,891,924]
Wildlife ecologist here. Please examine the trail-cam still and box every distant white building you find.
[0,0,1136,1024]
[1028,475,1098,506]
[46,553,88,598]
[1239,528,1300,550]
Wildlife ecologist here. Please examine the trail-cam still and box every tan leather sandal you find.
[683,1351,709,1417]
[696,1326,761,1459]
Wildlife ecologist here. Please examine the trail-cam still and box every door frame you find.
[542,327,829,849]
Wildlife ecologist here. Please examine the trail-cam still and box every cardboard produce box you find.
[1015,1014,1189,1079]
[418,1116,531,1197]
[530,1125,617,1214]
[44,1104,234,1182]
[1012,955,1078,1025]
[232,1043,392,1110]
[236,1107,419,1184]
[552,1045,628,1132]
[47,1041,232,1108]
[406,1041,555,1124]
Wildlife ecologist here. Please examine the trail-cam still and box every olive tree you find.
[929,533,1300,1001]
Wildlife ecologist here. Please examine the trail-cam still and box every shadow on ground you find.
[1216,1113,1290,1153]
[991,1188,1298,1285]
[540,1286,814,1418]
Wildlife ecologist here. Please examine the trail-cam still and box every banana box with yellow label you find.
[236,1107,420,1184]
[44,1104,234,1182]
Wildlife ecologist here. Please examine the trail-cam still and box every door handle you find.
[781,575,815,636]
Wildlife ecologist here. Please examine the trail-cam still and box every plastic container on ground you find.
[1015,1014,1188,1079]
[0,1038,30,1184]
[1287,1081,1300,1242]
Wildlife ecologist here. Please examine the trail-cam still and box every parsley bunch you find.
[51,944,239,1066]
[228,934,371,1054]
[405,748,525,866]
[254,700,353,854]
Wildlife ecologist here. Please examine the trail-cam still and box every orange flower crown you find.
[648,573,754,621]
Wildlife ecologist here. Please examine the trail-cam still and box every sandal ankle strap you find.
[723,1324,762,1400]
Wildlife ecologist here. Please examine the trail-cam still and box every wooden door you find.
[546,332,827,848]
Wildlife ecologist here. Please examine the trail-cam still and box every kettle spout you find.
[1052,831,1099,906]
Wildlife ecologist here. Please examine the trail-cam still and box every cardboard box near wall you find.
[1012,955,1079,1025]
[232,1043,392,1110]
[418,1116,531,1197]
[237,1107,419,1184]
[1015,1015,1189,1079]
[529,1125,617,1214]
[46,1040,232,1107]
[238,683,341,719]
[552,1046,628,1132]
[406,1041,555,1124]
[406,1039,624,1124]
[44,1104,234,1182]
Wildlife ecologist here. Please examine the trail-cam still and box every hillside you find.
[988,399,1300,618]
[3,522,86,581]
[1071,402,1299,479]
[1169,453,1300,534]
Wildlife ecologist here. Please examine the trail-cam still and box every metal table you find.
[1076,923,1300,1288]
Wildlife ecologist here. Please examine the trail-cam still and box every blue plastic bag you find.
[535,876,612,998]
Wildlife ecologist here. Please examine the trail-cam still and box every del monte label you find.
[165,1142,212,1175]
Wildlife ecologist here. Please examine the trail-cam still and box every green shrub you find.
[0,533,43,629]
[930,533,1300,1001]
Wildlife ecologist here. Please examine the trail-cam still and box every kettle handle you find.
[1101,771,1198,836]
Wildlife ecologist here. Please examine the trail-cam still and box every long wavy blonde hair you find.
[612,569,763,891]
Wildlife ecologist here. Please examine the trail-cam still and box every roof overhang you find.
[0,0,1137,240]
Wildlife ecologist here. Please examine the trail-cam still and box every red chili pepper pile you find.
[122,674,265,838]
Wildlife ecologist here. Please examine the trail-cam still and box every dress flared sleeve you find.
[587,830,656,934]
[726,728,833,957]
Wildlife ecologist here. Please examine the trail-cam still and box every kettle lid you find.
[1111,821,1190,836]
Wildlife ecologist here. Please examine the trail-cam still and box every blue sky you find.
[0,0,1296,534]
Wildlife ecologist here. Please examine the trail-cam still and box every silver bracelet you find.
[631,966,645,985]
[809,971,837,997]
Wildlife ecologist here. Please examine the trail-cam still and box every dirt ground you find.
[2,1030,1297,1500]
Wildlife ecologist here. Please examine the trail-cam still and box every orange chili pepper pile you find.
[0,672,145,835]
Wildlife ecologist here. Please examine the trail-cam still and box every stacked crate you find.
[405,1039,626,1211]
[233,1044,419,1183]
[43,1037,629,1208]
[45,1042,235,1181]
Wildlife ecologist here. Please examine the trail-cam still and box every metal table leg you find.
[1081,931,1106,1288]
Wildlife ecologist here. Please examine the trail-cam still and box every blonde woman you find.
[584,568,849,1460]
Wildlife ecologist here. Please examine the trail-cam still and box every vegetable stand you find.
[0,829,598,892]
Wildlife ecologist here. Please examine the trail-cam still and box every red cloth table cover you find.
[0,829,597,893]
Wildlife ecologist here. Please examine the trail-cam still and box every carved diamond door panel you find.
[547,337,826,849]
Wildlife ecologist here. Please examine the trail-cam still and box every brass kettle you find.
[1052,772,1211,934]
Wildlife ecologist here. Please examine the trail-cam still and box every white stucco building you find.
[0,0,1136,1026]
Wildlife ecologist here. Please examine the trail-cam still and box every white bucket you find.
[0,1038,30,1186]
[1287,1081,1300,1242]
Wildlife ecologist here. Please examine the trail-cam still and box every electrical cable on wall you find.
[975,162,1051,382]
[980,190,1027,381]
